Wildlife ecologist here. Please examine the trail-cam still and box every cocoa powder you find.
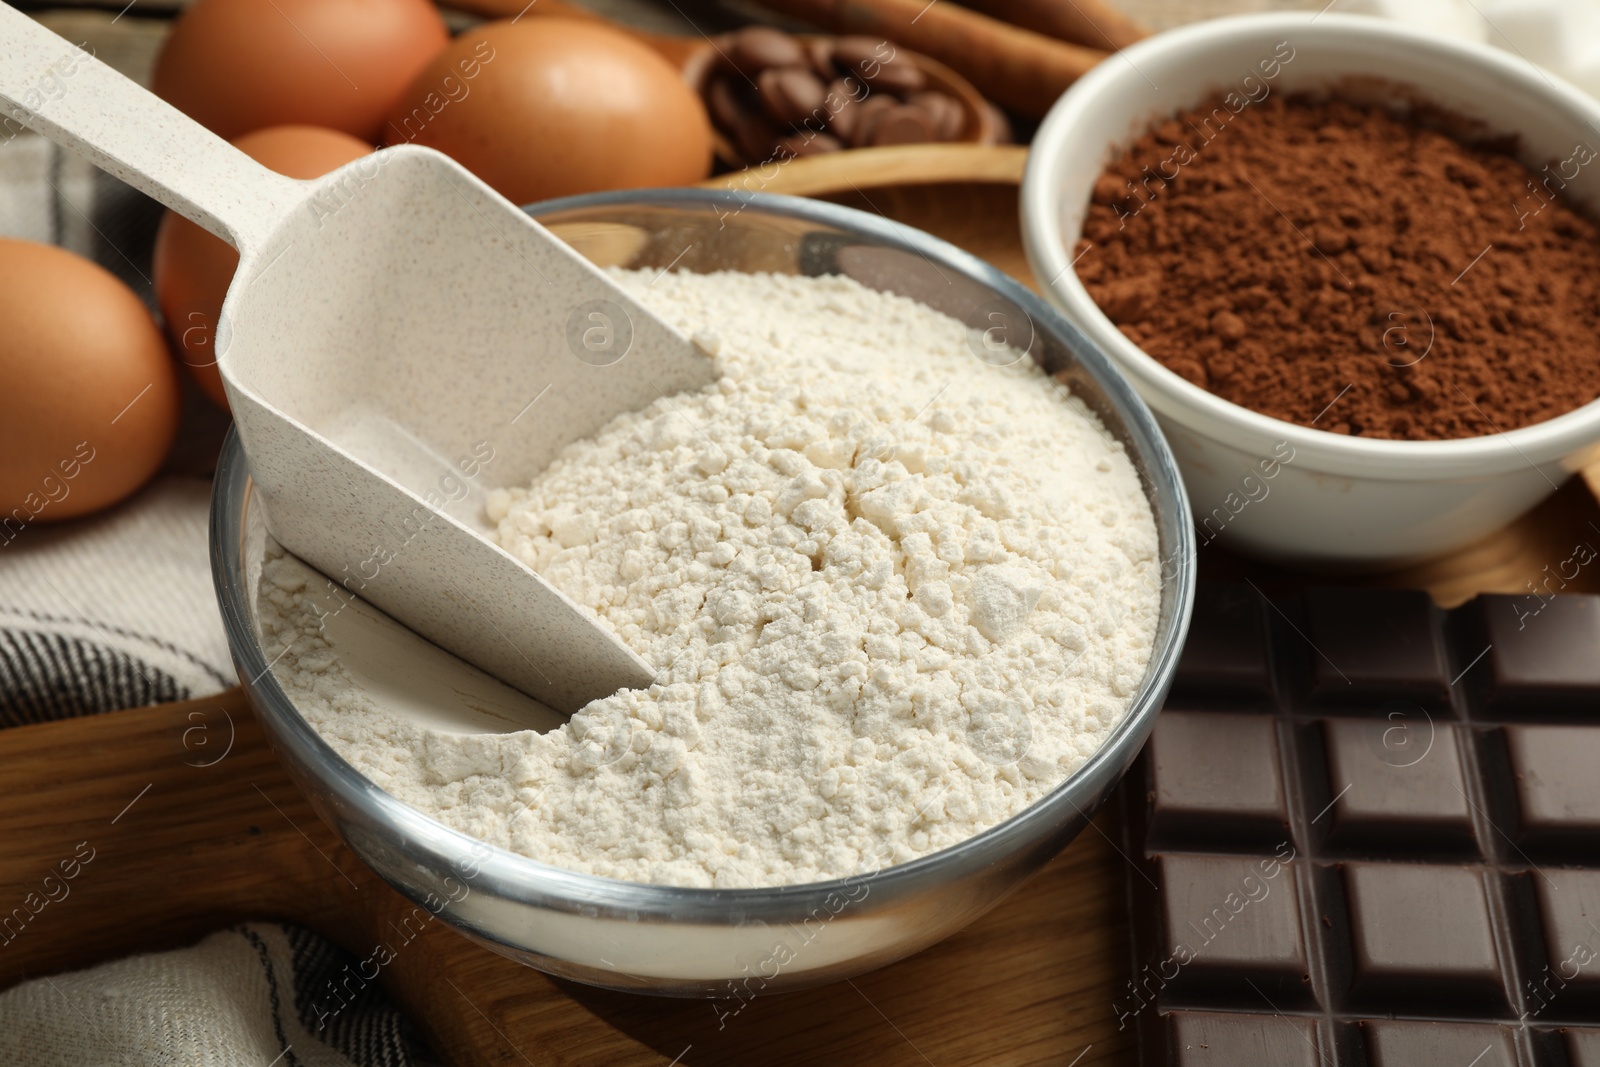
[1076,92,1600,439]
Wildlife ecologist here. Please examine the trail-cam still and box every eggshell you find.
[0,241,181,524]
[384,18,714,204]
[152,125,373,409]
[152,0,449,141]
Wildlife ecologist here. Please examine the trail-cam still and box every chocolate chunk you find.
[907,90,965,141]
[729,111,784,166]
[1339,862,1506,1013]
[705,72,791,166]
[1479,593,1600,714]
[867,58,926,94]
[1304,587,1448,706]
[1361,1020,1518,1066]
[727,27,805,73]
[1531,869,1600,1011]
[832,36,890,76]
[1148,712,1288,850]
[706,74,755,132]
[757,67,826,127]
[1506,725,1600,855]
[775,131,842,157]
[846,95,897,149]
[826,75,865,106]
[833,38,926,94]
[868,104,937,147]
[806,38,837,81]
[1319,718,1475,853]
[1170,584,1271,699]
[823,77,865,141]
[1155,852,1312,1007]
[1166,1011,1325,1066]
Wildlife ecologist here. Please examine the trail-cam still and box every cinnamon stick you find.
[746,0,1106,118]
[958,0,1147,51]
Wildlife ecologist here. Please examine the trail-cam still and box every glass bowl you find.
[209,188,1195,996]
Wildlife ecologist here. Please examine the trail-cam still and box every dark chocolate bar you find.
[1121,584,1600,1066]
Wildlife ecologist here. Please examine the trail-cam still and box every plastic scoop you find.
[0,9,717,714]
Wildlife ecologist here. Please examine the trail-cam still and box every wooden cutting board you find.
[7,144,1600,1067]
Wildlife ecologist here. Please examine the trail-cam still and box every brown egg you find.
[153,0,448,141]
[0,241,181,524]
[153,125,373,409]
[384,18,714,204]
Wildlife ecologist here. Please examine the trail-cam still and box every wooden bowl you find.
[680,35,1004,171]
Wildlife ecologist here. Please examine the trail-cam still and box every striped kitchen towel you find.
[0,923,441,1067]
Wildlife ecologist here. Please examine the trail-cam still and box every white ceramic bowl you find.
[1022,13,1600,566]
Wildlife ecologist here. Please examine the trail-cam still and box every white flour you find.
[259,270,1161,888]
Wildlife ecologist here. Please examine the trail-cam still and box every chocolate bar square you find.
[1339,861,1507,1014]
[1532,868,1600,1012]
[1148,712,1288,850]
[1319,717,1475,854]
[1170,584,1273,700]
[1568,1027,1600,1066]
[1154,851,1312,1008]
[1479,594,1600,715]
[1506,725,1600,858]
[1304,588,1448,708]
[1360,1019,1517,1066]
[1166,1010,1326,1066]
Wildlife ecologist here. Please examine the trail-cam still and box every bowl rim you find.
[211,187,1195,922]
[1021,11,1600,475]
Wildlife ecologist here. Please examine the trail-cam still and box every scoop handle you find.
[0,6,303,253]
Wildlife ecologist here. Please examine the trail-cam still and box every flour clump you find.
[259,269,1162,888]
